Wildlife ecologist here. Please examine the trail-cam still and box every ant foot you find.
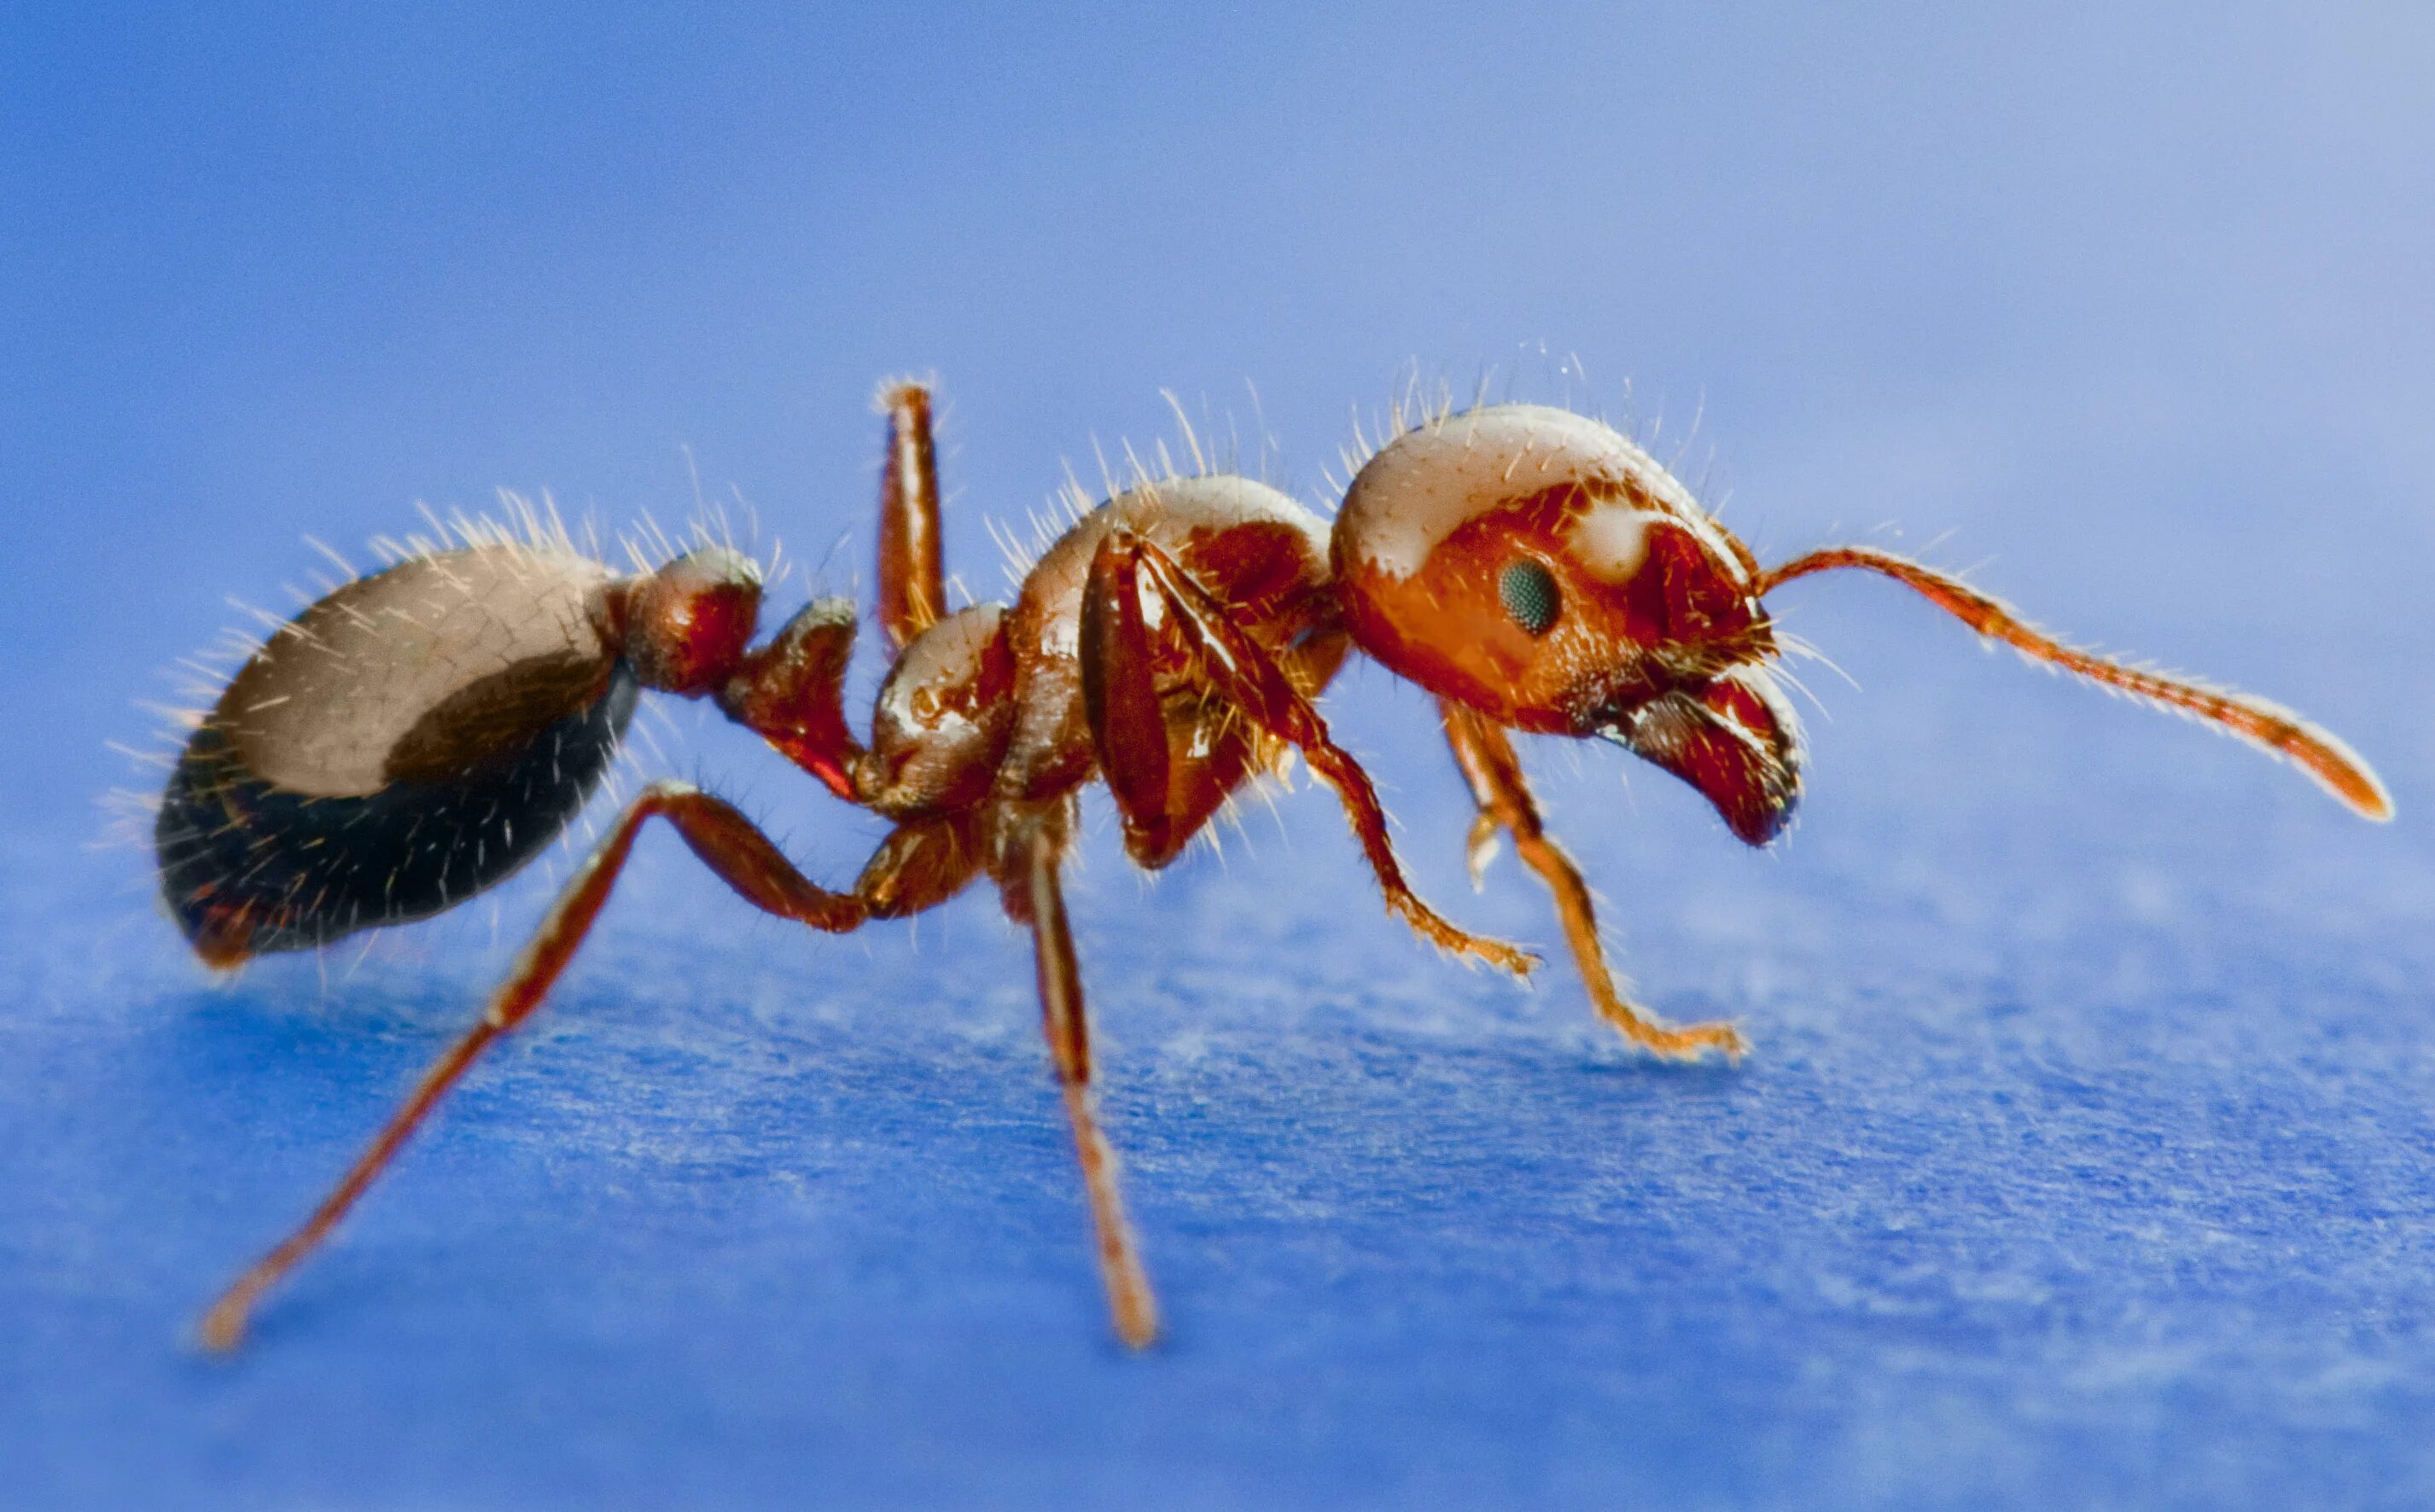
[1610,1014,1747,1063]
[197,1288,255,1354]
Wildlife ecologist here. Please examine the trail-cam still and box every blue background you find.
[5,4,2432,1507]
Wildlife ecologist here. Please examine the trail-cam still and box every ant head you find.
[1332,404,1801,845]
[859,604,1018,817]
[620,546,764,695]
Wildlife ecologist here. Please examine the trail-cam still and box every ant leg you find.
[1758,545,2392,820]
[877,381,946,651]
[996,803,1160,1348]
[1127,703,1261,870]
[1076,532,1175,858]
[199,781,871,1352]
[1083,532,1535,980]
[857,810,987,917]
[1442,702,1746,1062]
[1075,540,1260,868]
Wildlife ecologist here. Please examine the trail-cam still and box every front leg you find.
[1441,701,1746,1062]
[1081,531,1534,980]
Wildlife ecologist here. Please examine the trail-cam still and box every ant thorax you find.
[861,605,1018,817]
[995,474,1343,803]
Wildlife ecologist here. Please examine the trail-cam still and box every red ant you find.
[162,383,2391,1352]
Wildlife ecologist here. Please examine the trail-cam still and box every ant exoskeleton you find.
[162,383,2391,1352]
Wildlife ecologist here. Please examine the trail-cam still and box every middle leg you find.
[1441,701,1746,1061]
[992,799,1161,1349]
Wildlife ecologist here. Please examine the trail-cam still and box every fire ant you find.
[160,382,2392,1352]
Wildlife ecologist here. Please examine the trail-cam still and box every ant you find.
[160,382,2392,1352]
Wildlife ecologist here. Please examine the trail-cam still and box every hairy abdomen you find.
[155,546,637,964]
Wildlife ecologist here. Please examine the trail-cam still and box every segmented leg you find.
[856,809,987,917]
[1758,545,2393,820]
[1129,704,1262,870]
[995,802,1159,1348]
[1083,531,1535,979]
[1442,701,1747,1061]
[877,381,947,651]
[199,781,876,1352]
[1075,535,1263,867]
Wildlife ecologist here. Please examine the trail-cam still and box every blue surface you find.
[4,5,2433,1509]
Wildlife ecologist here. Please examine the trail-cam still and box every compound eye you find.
[1499,558,1562,636]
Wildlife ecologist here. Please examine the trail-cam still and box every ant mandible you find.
[161,383,2391,1352]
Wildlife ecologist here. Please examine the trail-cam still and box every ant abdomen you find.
[157,544,638,967]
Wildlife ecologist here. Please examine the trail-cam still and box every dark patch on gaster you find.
[382,651,615,786]
[155,663,638,960]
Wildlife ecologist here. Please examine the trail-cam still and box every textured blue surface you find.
[5,5,2433,1509]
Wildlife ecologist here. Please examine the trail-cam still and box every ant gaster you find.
[163,384,2391,1352]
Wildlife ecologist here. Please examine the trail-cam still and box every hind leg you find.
[199,782,946,1351]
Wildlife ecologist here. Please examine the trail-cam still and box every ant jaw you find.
[1599,663,1804,847]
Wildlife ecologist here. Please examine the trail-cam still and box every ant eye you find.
[1499,559,1561,636]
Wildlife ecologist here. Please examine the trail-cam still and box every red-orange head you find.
[1331,404,1801,845]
